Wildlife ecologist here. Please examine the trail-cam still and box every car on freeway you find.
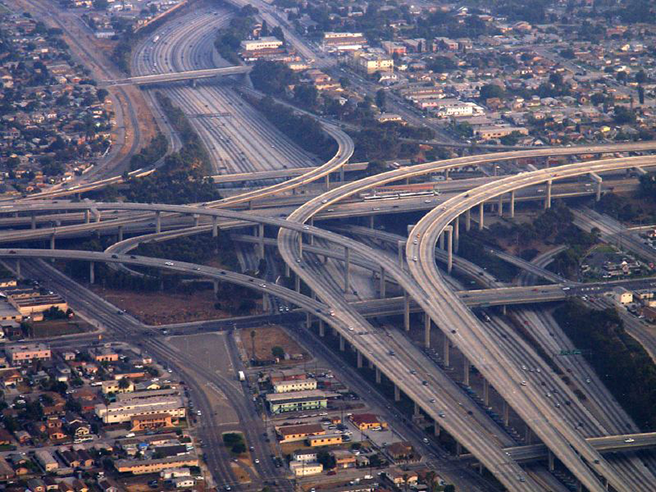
[165,261,174,266]
[625,438,635,443]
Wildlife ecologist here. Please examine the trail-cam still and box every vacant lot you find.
[90,286,257,325]
[29,319,89,338]
[238,325,308,363]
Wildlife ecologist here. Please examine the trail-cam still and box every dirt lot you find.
[90,286,259,325]
[238,325,308,364]
[29,319,91,338]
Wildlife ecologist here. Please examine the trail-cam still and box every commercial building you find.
[614,286,633,304]
[5,288,68,321]
[349,413,388,431]
[131,412,179,432]
[266,390,328,414]
[34,450,58,472]
[351,51,394,75]
[322,32,366,51]
[115,455,199,475]
[240,37,283,51]
[273,378,317,393]
[270,368,307,384]
[277,424,325,443]
[308,434,343,447]
[474,125,529,140]
[289,461,323,477]
[6,343,51,365]
[95,396,186,424]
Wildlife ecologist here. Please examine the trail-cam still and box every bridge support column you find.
[498,194,503,216]
[50,234,56,250]
[446,225,453,274]
[443,335,450,367]
[548,451,555,472]
[155,211,161,233]
[357,350,363,368]
[525,425,532,444]
[424,313,431,349]
[212,216,218,238]
[465,209,471,231]
[295,274,301,293]
[463,360,470,386]
[213,280,219,296]
[590,172,603,201]
[285,263,290,278]
[298,234,303,258]
[89,262,95,284]
[404,292,411,332]
[319,320,325,337]
[478,203,484,231]
[454,217,460,253]
[325,173,330,190]
[306,312,311,329]
[394,384,400,402]
[193,214,200,228]
[375,367,381,384]
[414,402,421,417]
[434,422,440,437]
[455,442,462,457]
[483,379,490,407]
[344,247,350,293]
[439,232,444,250]
[379,266,386,298]
[510,191,515,218]
[368,215,374,229]
[118,225,124,242]
[258,224,265,259]
[15,260,20,277]
[503,401,510,427]
[309,218,314,246]
[84,210,90,224]
[544,180,552,209]
[262,293,268,312]
[339,334,345,351]
[30,214,36,229]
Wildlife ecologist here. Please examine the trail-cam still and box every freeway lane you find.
[410,155,656,492]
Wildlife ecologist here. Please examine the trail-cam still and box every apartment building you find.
[273,378,317,393]
[95,396,186,424]
[6,343,51,365]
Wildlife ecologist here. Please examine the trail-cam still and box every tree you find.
[376,89,387,111]
[478,83,504,102]
[93,0,108,9]
[118,378,131,389]
[271,346,285,359]
[317,450,336,469]
[636,69,648,85]
[96,88,109,102]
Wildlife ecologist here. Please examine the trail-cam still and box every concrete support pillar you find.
[493,165,498,177]
[309,218,314,246]
[368,215,374,229]
[375,367,381,384]
[483,379,490,407]
[465,209,471,231]
[394,384,400,402]
[367,358,374,369]
[84,210,90,224]
[295,274,301,293]
[503,400,510,427]
[258,224,265,258]
[498,194,503,216]
[548,451,555,472]
[379,266,386,298]
[344,247,350,293]
[305,312,311,329]
[193,214,200,227]
[510,191,515,218]
[339,334,345,352]
[591,172,603,201]
[446,226,453,274]
[15,260,20,277]
[213,280,219,295]
[455,442,462,457]
[404,292,411,332]
[434,422,440,437]
[262,293,268,312]
[525,425,532,444]
[319,320,325,337]
[118,225,124,242]
[248,200,253,211]
[424,313,431,349]
[439,232,445,250]
[445,168,450,180]
[50,234,56,250]
[357,350,363,369]
[325,173,330,190]
[463,360,470,386]
[155,211,161,233]
[31,214,36,229]
[414,402,420,417]
[478,203,484,231]
[89,262,95,284]
[454,217,460,253]
[298,233,303,258]
[544,180,552,209]
[212,216,218,238]
[443,334,450,367]
[398,240,405,268]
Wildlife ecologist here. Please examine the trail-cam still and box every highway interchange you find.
[7,1,656,491]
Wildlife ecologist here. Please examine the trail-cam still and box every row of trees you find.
[553,300,656,430]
